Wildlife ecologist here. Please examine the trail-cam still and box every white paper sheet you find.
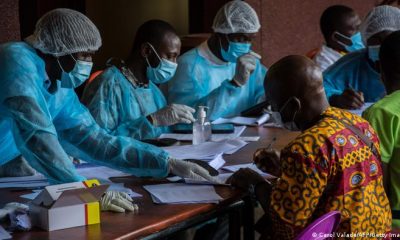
[20,190,42,200]
[184,173,232,186]
[348,102,374,116]
[159,126,246,142]
[239,136,260,142]
[222,163,276,179]
[162,139,248,160]
[212,113,270,126]
[75,164,131,181]
[143,183,222,204]
[0,175,49,189]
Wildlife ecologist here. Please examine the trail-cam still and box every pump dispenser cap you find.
[198,106,208,119]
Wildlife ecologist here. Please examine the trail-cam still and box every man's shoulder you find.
[285,108,369,155]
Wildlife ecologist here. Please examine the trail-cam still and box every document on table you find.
[348,102,374,116]
[20,189,42,200]
[162,139,248,160]
[159,126,247,142]
[0,175,49,189]
[184,173,232,186]
[143,183,222,204]
[75,163,131,181]
[222,163,276,179]
[212,113,270,126]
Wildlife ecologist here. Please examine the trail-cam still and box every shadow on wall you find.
[86,0,189,71]
[246,0,380,67]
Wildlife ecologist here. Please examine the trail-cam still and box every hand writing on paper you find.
[226,168,266,190]
[253,148,281,177]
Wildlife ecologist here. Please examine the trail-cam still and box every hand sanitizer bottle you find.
[193,106,211,145]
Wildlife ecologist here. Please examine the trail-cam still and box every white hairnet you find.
[212,0,260,34]
[25,8,101,57]
[360,5,400,44]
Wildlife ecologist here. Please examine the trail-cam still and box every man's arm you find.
[4,96,84,183]
[55,91,170,178]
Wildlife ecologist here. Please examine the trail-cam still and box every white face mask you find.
[57,55,93,89]
[269,97,300,131]
[145,43,178,84]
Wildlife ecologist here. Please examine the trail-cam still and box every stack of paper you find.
[143,183,222,204]
[162,139,248,160]
[212,113,270,126]
[0,175,49,188]
[159,126,247,142]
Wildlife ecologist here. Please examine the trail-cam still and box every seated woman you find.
[82,20,195,140]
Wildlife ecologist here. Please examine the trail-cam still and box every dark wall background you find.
[246,0,380,67]
[1,0,389,68]
[0,0,20,43]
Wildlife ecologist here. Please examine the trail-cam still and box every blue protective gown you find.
[0,42,169,184]
[323,49,385,102]
[81,66,168,140]
[167,42,267,120]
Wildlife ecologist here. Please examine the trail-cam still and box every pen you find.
[266,137,277,150]
[253,137,277,165]
[347,83,364,102]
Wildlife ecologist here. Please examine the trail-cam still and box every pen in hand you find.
[253,136,277,165]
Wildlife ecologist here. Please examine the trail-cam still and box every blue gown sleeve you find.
[55,91,169,178]
[0,44,84,184]
[323,69,345,100]
[168,55,240,120]
[169,55,266,120]
[83,69,165,140]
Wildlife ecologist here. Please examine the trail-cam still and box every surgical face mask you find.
[220,36,251,62]
[368,45,380,63]
[269,97,300,131]
[334,31,365,52]
[57,55,93,89]
[145,43,178,84]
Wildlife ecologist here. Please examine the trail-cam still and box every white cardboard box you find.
[29,180,108,231]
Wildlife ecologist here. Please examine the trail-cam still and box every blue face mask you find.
[57,55,93,89]
[368,45,380,63]
[220,37,252,63]
[145,43,178,84]
[334,32,365,52]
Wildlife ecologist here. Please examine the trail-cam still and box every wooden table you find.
[2,127,298,240]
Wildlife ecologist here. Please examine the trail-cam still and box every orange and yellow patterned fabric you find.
[268,107,391,239]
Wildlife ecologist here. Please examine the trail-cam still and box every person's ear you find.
[217,33,229,51]
[140,43,152,59]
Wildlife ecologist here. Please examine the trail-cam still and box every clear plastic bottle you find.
[193,106,212,145]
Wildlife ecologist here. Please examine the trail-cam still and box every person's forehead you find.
[227,32,257,38]
[336,12,360,30]
[158,32,181,52]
